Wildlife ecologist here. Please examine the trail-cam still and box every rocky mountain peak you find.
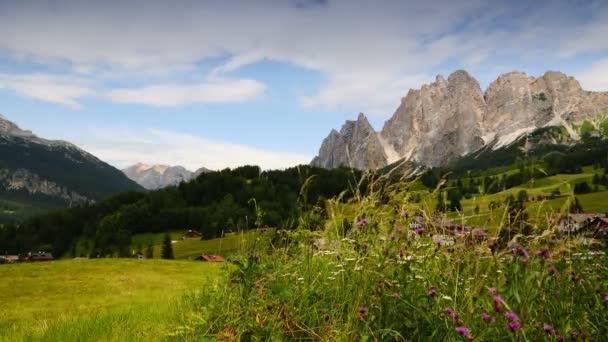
[123,163,212,190]
[312,70,608,170]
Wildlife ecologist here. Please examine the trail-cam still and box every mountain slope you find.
[0,115,143,220]
[313,70,608,169]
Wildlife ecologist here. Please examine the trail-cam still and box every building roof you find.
[195,254,225,262]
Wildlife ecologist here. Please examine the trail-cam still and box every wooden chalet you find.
[194,254,225,262]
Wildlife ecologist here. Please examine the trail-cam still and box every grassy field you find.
[127,229,271,259]
[0,259,224,341]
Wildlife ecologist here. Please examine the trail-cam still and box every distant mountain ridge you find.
[0,115,143,218]
[312,70,608,170]
[122,163,211,190]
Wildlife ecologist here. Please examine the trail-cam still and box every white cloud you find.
[69,126,312,171]
[107,78,266,106]
[0,1,606,115]
[0,73,93,109]
[577,58,608,91]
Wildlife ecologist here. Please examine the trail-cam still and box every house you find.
[0,255,19,263]
[182,230,202,239]
[555,213,607,235]
[194,254,225,262]
[27,252,54,262]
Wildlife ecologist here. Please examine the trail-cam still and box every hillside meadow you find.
[0,259,224,341]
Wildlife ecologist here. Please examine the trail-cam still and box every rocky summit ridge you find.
[312,70,608,169]
[122,163,211,190]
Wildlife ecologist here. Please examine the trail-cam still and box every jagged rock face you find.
[123,163,212,190]
[380,71,486,167]
[123,163,192,190]
[311,113,387,170]
[312,70,608,170]
[0,168,89,204]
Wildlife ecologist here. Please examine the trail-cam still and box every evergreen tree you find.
[517,190,529,203]
[161,233,174,259]
[145,244,154,259]
[448,190,462,211]
[569,197,584,213]
[436,191,446,212]
[592,173,601,185]
[474,204,480,215]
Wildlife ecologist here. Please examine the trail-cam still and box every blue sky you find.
[1,0,607,170]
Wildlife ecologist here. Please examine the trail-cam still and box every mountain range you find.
[0,115,142,222]
[312,70,608,170]
[122,163,211,190]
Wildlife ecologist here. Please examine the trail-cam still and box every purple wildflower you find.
[603,295,608,305]
[511,244,529,261]
[473,229,487,238]
[505,311,519,322]
[356,218,368,227]
[543,324,555,334]
[548,265,558,274]
[488,287,498,296]
[481,313,495,323]
[395,225,404,233]
[390,234,396,241]
[455,326,470,337]
[434,238,443,246]
[535,247,552,259]
[507,321,522,332]
[392,292,401,298]
[488,240,498,254]
[493,295,504,313]
[427,287,437,297]
[399,249,404,258]
[445,307,457,319]
[415,227,425,235]
[359,305,369,314]
[557,335,565,342]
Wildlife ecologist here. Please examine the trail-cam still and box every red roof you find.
[195,254,225,262]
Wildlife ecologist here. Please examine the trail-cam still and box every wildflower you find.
[511,244,529,261]
[481,313,494,323]
[455,326,471,338]
[473,229,487,238]
[535,247,552,259]
[504,311,519,322]
[493,295,504,313]
[488,240,498,254]
[427,288,437,297]
[488,287,498,296]
[434,238,443,246]
[442,295,453,301]
[444,307,457,319]
[359,306,369,314]
[399,249,405,258]
[548,265,558,274]
[392,292,401,298]
[390,234,396,241]
[543,323,555,334]
[356,218,368,227]
[603,295,608,305]
[396,226,404,233]
[415,227,425,235]
[557,335,565,342]
[507,321,522,332]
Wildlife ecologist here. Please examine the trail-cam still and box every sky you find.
[1,0,608,171]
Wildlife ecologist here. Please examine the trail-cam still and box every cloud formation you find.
[0,0,607,114]
[69,126,312,171]
[107,79,266,106]
[0,74,93,109]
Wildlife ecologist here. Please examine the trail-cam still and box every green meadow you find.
[0,259,223,341]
